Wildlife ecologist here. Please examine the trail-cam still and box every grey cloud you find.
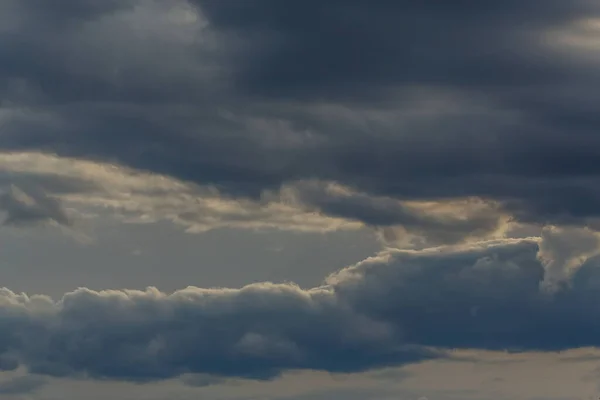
[367,367,413,382]
[180,373,228,388]
[291,182,490,228]
[12,0,132,25]
[0,356,19,372]
[270,386,396,400]
[288,181,504,246]
[0,184,70,226]
[0,375,47,395]
[558,353,600,363]
[538,226,600,286]
[194,1,586,98]
[330,240,600,352]
[6,284,438,382]
[2,2,600,237]
[0,239,598,381]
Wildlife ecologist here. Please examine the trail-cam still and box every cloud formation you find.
[0,0,600,237]
[0,237,597,381]
[0,152,508,247]
[3,0,600,388]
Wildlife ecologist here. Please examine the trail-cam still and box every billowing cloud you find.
[0,280,436,382]
[0,237,597,381]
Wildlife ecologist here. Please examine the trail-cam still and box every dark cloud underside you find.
[0,239,599,381]
[0,1,600,229]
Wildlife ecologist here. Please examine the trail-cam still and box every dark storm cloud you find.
[0,239,599,381]
[2,1,600,231]
[194,0,590,98]
[3,283,439,381]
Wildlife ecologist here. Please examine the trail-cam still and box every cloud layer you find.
[1,0,600,238]
[3,0,600,388]
[0,237,598,381]
[0,152,508,247]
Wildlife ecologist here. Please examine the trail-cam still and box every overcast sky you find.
[2,1,600,399]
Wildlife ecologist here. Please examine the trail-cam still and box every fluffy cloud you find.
[0,280,435,381]
[0,237,597,381]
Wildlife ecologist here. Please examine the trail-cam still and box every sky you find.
[3,0,600,399]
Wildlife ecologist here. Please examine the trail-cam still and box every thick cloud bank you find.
[2,0,600,238]
[1,238,600,381]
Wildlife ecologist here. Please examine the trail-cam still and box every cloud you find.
[0,237,595,381]
[0,6,599,400]
[4,1,600,387]
[268,386,397,400]
[281,181,508,247]
[0,152,360,233]
[0,184,70,226]
[1,283,437,382]
[538,226,600,287]
[180,373,228,388]
[0,0,600,236]
[0,375,47,395]
[0,152,508,247]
